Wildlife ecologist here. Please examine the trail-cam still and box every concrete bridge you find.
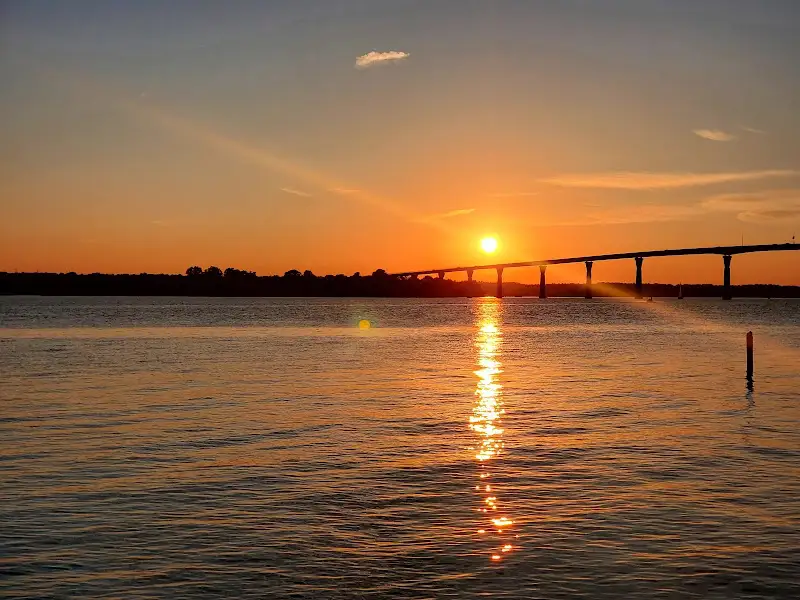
[391,243,799,299]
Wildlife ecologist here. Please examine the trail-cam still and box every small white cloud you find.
[539,170,798,190]
[693,129,737,142]
[280,187,312,198]
[355,50,410,69]
[692,129,736,142]
[417,208,475,223]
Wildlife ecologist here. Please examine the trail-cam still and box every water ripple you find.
[1,297,799,598]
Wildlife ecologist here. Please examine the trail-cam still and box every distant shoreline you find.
[2,271,799,298]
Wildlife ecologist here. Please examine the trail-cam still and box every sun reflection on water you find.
[470,298,516,562]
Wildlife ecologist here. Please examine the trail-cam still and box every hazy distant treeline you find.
[1,267,798,298]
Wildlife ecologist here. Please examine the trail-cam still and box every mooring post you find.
[722,255,732,300]
[539,265,547,299]
[746,331,754,381]
[585,261,593,299]
[635,257,643,299]
[496,267,503,299]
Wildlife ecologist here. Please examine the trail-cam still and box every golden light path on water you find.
[470,299,516,562]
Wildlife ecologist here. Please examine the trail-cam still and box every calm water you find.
[1,296,799,599]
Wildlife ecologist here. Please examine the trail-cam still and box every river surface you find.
[1,296,799,599]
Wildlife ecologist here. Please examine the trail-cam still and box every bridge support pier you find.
[466,269,474,298]
[723,255,732,300]
[496,268,503,299]
[467,269,474,283]
[539,265,547,299]
[437,271,445,280]
[635,257,643,299]
[585,261,593,299]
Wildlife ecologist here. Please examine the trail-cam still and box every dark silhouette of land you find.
[2,267,799,298]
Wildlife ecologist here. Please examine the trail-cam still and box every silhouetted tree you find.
[204,266,223,278]
[223,267,257,279]
[1,271,798,298]
[186,266,203,277]
[303,270,315,278]
[372,269,388,277]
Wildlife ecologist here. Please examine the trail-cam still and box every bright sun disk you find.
[481,237,498,254]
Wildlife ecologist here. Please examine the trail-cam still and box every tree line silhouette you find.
[1,267,798,297]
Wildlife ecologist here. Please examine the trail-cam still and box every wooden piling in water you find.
[746,331,754,380]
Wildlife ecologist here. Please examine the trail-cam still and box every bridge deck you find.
[392,243,799,277]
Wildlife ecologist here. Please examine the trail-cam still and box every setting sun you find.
[480,237,499,254]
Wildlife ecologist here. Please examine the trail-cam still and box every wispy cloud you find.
[34,59,439,229]
[693,129,737,142]
[355,50,410,69]
[703,189,800,223]
[489,191,539,199]
[280,187,312,198]
[739,208,800,223]
[702,191,772,211]
[539,170,798,190]
[563,204,702,227]
[416,208,475,223]
[529,188,800,228]
[524,205,695,228]
[329,187,361,195]
[741,126,766,135]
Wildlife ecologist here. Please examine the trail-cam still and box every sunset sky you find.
[2,0,799,283]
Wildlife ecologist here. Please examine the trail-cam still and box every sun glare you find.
[481,237,499,254]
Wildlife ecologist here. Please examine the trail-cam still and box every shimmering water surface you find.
[1,296,799,599]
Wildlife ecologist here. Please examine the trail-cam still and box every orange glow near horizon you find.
[1,69,797,283]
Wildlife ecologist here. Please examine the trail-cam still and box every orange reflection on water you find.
[470,298,516,562]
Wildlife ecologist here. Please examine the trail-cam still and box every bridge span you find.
[391,243,799,299]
